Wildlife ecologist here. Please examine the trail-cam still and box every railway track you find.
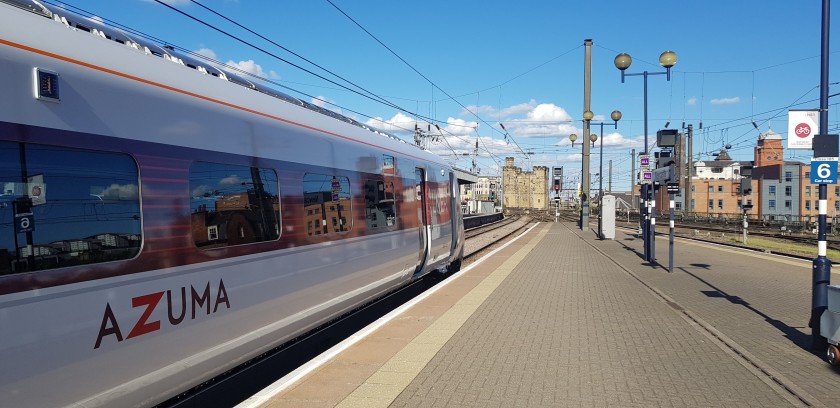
[464,215,520,239]
[551,209,834,259]
[657,219,840,253]
[609,218,831,260]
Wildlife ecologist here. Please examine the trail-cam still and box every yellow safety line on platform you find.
[335,224,551,408]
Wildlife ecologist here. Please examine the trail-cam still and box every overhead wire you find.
[150,0,481,147]
[323,0,533,160]
[160,0,584,167]
[187,0,405,114]
[152,0,410,113]
[149,0,489,162]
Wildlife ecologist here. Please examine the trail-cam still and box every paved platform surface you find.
[253,222,840,407]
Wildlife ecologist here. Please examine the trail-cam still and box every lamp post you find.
[580,39,594,231]
[590,110,622,239]
[580,109,595,230]
[570,115,598,231]
[615,50,677,263]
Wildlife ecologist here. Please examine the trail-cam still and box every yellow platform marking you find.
[335,224,551,408]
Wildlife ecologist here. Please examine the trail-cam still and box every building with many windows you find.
[687,151,752,215]
[671,128,839,223]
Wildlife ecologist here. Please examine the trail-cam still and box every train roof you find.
[3,0,416,149]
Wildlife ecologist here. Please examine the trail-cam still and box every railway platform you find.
[240,222,840,407]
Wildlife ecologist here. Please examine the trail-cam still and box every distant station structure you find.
[502,157,549,210]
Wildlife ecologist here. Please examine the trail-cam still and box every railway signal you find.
[740,165,753,195]
[552,166,563,199]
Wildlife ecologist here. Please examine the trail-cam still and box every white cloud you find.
[599,131,631,147]
[460,99,537,118]
[311,97,329,108]
[461,104,497,116]
[687,97,697,106]
[194,49,279,80]
[226,59,268,78]
[443,117,479,136]
[501,100,538,117]
[710,97,740,105]
[219,175,243,187]
[311,96,342,114]
[529,103,573,122]
[100,184,139,200]
[195,48,218,61]
[504,103,575,138]
[366,112,417,134]
[426,135,514,165]
[223,60,281,81]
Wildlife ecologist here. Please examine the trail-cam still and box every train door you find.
[414,167,430,277]
[449,171,464,262]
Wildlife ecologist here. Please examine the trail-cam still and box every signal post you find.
[552,166,563,222]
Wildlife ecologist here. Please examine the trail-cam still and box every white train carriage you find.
[0,1,464,406]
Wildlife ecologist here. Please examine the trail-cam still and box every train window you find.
[364,179,396,229]
[0,142,141,275]
[303,173,351,236]
[189,162,280,248]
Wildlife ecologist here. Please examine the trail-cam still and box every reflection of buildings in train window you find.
[383,155,395,175]
[364,179,397,229]
[303,173,352,236]
[190,162,281,248]
[303,196,350,235]
[0,142,141,275]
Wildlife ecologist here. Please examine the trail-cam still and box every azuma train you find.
[0,1,465,406]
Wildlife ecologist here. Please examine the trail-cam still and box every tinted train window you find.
[190,162,280,248]
[364,179,396,228]
[0,142,141,275]
[303,173,351,236]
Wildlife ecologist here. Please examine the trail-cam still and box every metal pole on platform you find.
[687,124,694,212]
[650,181,656,262]
[581,39,593,231]
[812,0,832,350]
[669,194,674,273]
[643,75,650,261]
[598,122,604,239]
[742,195,748,245]
[615,51,676,263]
[631,148,637,230]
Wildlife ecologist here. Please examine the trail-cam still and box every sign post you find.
[639,154,651,260]
[811,158,839,184]
[788,110,819,150]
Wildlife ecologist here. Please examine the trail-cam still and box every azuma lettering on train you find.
[94,279,231,349]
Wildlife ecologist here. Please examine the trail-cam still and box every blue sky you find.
[56,0,840,192]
